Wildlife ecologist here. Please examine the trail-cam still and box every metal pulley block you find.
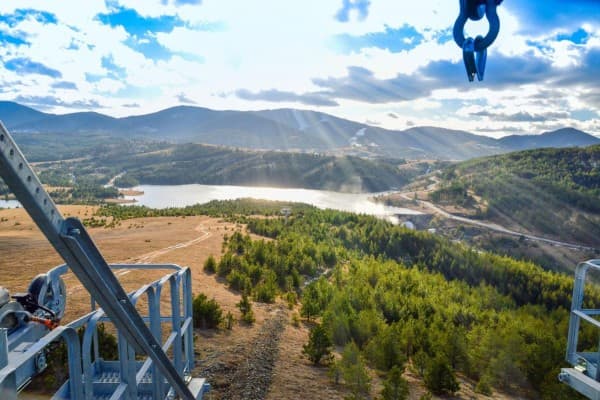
[27,273,67,320]
[0,273,66,331]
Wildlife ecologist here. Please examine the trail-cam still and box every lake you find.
[1,184,420,224]
[123,184,420,223]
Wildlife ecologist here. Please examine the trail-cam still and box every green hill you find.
[99,144,428,193]
[431,145,600,247]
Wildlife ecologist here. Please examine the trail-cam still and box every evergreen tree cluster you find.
[246,205,589,398]
[99,199,594,398]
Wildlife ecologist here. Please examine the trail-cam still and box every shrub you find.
[193,293,223,329]
[285,291,297,310]
[381,365,409,400]
[237,294,255,324]
[225,311,234,330]
[424,356,459,395]
[475,374,493,396]
[254,281,277,303]
[203,255,217,273]
[254,271,278,303]
[291,312,301,327]
[340,342,371,399]
[302,323,332,365]
[227,270,252,293]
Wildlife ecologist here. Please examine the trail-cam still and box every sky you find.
[0,0,599,137]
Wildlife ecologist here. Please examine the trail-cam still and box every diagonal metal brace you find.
[0,122,195,399]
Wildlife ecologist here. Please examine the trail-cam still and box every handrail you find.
[0,123,196,399]
[561,260,600,398]
[0,326,84,400]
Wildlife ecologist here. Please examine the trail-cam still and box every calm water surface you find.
[1,184,420,223]
[124,184,420,223]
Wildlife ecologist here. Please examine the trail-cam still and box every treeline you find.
[248,208,593,311]
[87,143,422,192]
[0,173,119,204]
[97,199,315,221]
[0,133,168,203]
[431,145,600,246]
[428,181,475,207]
[13,131,168,163]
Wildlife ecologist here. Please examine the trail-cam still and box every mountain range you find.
[0,101,597,160]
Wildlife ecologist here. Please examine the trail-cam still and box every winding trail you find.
[66,222,211,295]
[399,192,596,251]
[105,172,125,188]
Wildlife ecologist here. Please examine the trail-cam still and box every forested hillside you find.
[96,199,595,399]
[430,145,600,246]
[98,144,425,192]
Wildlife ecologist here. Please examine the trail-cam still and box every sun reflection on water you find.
[125,184,420,224]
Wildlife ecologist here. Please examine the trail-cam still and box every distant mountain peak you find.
[543,127,588,136]
[499,127,599,151]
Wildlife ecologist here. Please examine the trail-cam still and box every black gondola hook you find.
[453,0,503,82]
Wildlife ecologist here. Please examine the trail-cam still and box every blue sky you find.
[0,0,598,137]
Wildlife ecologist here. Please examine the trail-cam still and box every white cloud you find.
[0,0,597,137]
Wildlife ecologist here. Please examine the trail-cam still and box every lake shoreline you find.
[121,184,421,224]
[1,184,422,224]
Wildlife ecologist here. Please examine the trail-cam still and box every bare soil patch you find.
[119,189,144,196]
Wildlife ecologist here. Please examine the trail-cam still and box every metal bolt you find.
[68,228,81,235]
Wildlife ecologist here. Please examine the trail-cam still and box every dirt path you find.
[105,172,124,187]
[198,308,287,400]
[65,223,212,294]
[131,223,211,263]
[399,192,597,251]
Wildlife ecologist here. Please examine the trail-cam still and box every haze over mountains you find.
[0,101,598,160]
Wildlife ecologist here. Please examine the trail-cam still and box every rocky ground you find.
[197,307,287,400]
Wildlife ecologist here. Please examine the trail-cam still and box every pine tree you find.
[192,293,223,329]
[203,255,217,273]
[381,365,409,400]
[236,294,255,324]
[302,323,332,365]
[424,356,459,395]
[300,285,320,321]
[340,342,371,400]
